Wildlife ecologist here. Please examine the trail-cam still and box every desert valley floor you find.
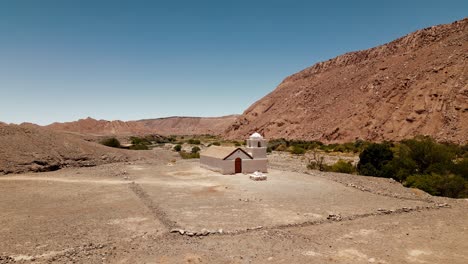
[0,149,467,264]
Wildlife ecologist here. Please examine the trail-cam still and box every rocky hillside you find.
[137,115,238,136]
[226,18,468,144]
[46,118,152,136]
[0,123,132,174]
[46,115,238,136]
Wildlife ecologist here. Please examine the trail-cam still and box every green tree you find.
[357,143,394,177]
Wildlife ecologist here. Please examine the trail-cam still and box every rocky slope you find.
[226,18,468,143]
[137,115,238,136]
[0,123,133,174]
[46,118,152,136]
[46,115,238,136]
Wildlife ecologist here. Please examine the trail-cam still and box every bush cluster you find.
[357,136,468,198]
[100,137,121,148]
[186,139,201,145]
[179,151,200,159]
[308,158,356,174]
[129,136,151,150]
[326,160,357,174]
[268,138,370,155]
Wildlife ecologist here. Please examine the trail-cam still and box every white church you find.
[200,133,268,174]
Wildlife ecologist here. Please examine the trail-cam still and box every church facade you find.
[200,133,268,174]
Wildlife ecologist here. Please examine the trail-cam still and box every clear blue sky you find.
[0,0,466,125]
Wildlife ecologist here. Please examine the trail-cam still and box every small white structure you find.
[249,171,267,181]
[200,133,268,174]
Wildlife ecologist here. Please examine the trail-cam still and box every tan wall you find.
[245,147,267,159]
[200,155,235,174]
[201,154,267,174]
[242,158,268,173]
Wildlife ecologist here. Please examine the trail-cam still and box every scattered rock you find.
[327,214,342,221]
[200,229,209,236]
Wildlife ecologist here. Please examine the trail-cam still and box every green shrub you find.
[100,138,121,148]
[405,173,467,198]
[179,151,200,159]
[173,144,182,152]
[191,146,201,154]
[290,146,306,155]
[234,141,241,147]
[327,160,356,174]
[212,142,221,146]
[187,139,201,145]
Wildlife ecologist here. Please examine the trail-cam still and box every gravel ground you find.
[0,152,466,264]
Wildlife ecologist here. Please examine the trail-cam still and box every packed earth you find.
[1,149,467,264]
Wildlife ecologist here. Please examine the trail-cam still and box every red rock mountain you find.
[225,18,468,144]
[46,115,238,136]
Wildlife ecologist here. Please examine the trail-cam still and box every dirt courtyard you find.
[1,157,467,263]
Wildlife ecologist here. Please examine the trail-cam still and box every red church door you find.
[235,158,242,173]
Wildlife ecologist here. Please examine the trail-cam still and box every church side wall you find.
[242,159,267,173]
[200,155,235,174]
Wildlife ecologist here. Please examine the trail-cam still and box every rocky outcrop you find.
[225,18,468,143]
[0,123,130,174]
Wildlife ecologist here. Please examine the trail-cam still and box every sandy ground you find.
[0,153,467,264]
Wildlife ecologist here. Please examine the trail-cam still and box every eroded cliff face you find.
[225,18,468,143]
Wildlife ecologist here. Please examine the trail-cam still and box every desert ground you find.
[1,149,467,264]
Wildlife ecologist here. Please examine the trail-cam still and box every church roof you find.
[201,146,252,160]
[250,132,263,139]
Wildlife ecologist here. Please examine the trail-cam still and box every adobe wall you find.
[242,158,268,173]
[200,156,235,174]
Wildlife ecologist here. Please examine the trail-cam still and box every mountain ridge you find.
[45,115,239,136]
[225,18,468,143]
